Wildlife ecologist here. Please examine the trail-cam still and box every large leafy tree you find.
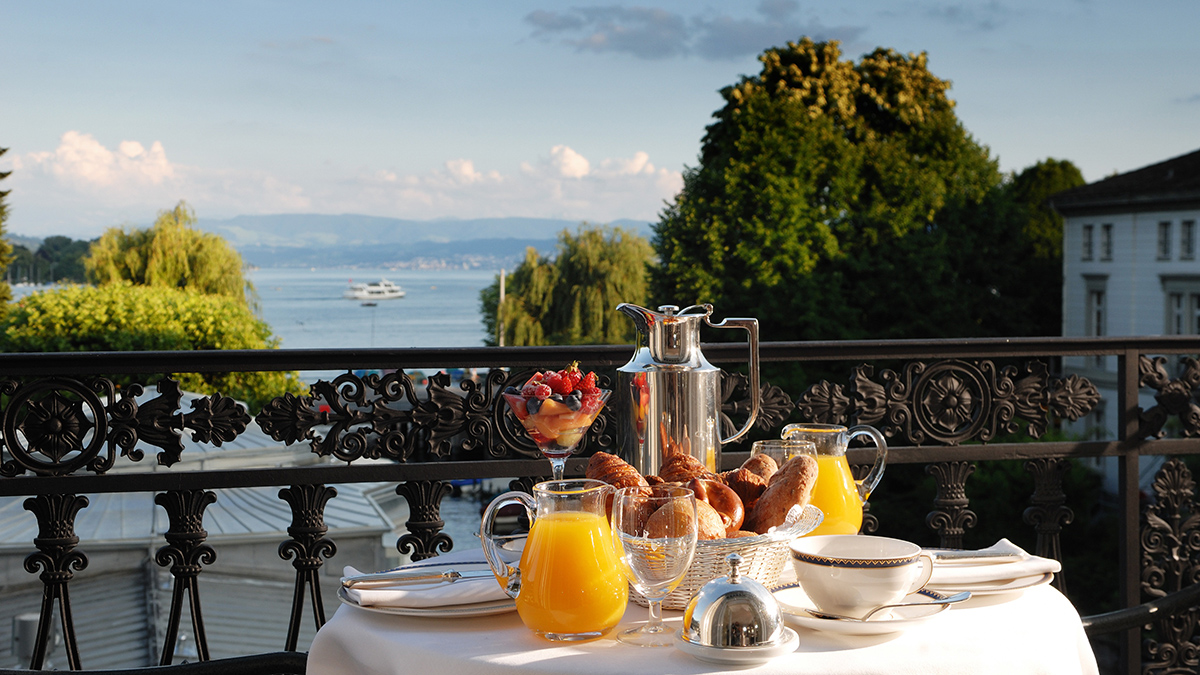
[86,200,251,304]
[1005,159,1085,335]
[0,147,13,305]
[653,39,1032,342]
[0,283,303,411]
[480,225,655,346]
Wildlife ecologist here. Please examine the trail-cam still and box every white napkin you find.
[927,539,1061,587]
[343,548,510,608]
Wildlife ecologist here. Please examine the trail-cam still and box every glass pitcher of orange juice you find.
[480,479,628,642]
[781,423,887,536]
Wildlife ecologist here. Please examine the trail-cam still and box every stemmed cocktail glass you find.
[502,388,611,481]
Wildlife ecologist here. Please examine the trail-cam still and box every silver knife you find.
[926,548,1023,563]
[341,569,498,589]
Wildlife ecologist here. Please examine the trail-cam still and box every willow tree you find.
[0,147,13,305]
[480,225,655,346]
[653,39,1032,342]
[85,200,251,304]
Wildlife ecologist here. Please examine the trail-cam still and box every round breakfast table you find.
[308,565,1100,675]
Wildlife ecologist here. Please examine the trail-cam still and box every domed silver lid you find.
[682,553,786,649]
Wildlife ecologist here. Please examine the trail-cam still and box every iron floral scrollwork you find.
[719,372,794,438]
[796,360,1098,446]
[22,493,89,670]
[396,480,454,561]
[1023,458,1073,592]
[1141,458,1200,674]
[278,484,338,651]
[154,489,218,665]
[926,461,977,548]
[0,376,255,475]
[1138,356,1200,439]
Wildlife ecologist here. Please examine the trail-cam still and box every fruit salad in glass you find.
[502,363,611,480]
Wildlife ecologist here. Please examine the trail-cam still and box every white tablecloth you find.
[308,573,1099,675]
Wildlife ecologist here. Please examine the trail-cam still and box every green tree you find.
[480,225,655,346]
[39,236,92,282]
[652,39,1019,342]
[0,147,13,305]
[0,283,303,411]
[86,200,251,304]
[1005,159,1086,335]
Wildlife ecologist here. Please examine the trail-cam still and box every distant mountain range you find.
[194,214,655,269]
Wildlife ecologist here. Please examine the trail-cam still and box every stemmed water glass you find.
[612,485,699,647]
[501,389,611,481]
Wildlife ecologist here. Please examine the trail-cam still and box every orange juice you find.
[806,454,864,536]
[515,510,628,639]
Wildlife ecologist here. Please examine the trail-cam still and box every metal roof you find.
[1050,147,1200,215]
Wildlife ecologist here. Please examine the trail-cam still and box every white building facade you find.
[1052,149,1200,469]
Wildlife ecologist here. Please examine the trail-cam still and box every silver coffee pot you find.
[615,303,760,476]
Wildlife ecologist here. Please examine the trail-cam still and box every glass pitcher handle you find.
[847,425,888,501]
[480,490,535,600]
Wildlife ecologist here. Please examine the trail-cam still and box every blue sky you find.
[2,0,1198,240]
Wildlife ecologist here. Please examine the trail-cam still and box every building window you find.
[1159,221,1173,260]
[1183,221,1196,261]
[1082,224,1094,261]
[1086,275,1107,367]
[1163,276,1200,335]
[1101,224,1113,261]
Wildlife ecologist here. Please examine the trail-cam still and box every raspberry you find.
[534,383,553,399]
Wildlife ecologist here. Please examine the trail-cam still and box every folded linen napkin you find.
[343,547,510,608]
[926,539,1061,587]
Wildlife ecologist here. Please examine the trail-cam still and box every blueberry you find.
[504,386,520,395]
[565,396,582,411]
[551,393,564,402]
[525,398,542,415]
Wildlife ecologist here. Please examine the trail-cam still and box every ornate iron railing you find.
[1,337,1199,674]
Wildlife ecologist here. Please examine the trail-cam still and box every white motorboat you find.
[344,279,406,300]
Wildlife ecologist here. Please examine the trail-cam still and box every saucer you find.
[675,627,799,665]
[773,586,951,636]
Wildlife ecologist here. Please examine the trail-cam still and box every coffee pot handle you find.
[847,425,888,501]
[706,317,760,444]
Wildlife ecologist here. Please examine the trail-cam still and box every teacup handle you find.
[847,425,888,501]
[908,552,935,595]
[480,490,536,600]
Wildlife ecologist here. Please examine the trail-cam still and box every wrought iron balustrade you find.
[0,337,1199,675]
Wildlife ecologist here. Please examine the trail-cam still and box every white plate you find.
[773,585,952,636]
[337,586,516,618]
[926,572,1054,595]
[675,627,799,665]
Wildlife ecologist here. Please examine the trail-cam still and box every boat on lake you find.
[344,278,406,300]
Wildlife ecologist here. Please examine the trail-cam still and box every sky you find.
[1,0,1198,241]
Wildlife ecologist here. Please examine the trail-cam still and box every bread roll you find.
[744,454,818,534]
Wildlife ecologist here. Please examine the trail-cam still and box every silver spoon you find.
[804,591,972,622]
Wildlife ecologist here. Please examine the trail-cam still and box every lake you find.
[249,267,497,351]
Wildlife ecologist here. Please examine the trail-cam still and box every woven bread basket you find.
[630,504,823,610]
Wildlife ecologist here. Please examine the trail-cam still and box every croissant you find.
[659,453,713,484]
[744,454,818,534]
[585,451,649,490]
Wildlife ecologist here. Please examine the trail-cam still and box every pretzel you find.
[687,477,745,536]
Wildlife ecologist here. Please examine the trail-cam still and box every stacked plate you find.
[924,538,1059,596]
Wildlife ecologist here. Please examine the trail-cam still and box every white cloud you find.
[548,145,591,178]
[2,134,681,238]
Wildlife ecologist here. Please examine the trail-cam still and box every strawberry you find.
[546,371,572,395]
[579,371,599,394]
